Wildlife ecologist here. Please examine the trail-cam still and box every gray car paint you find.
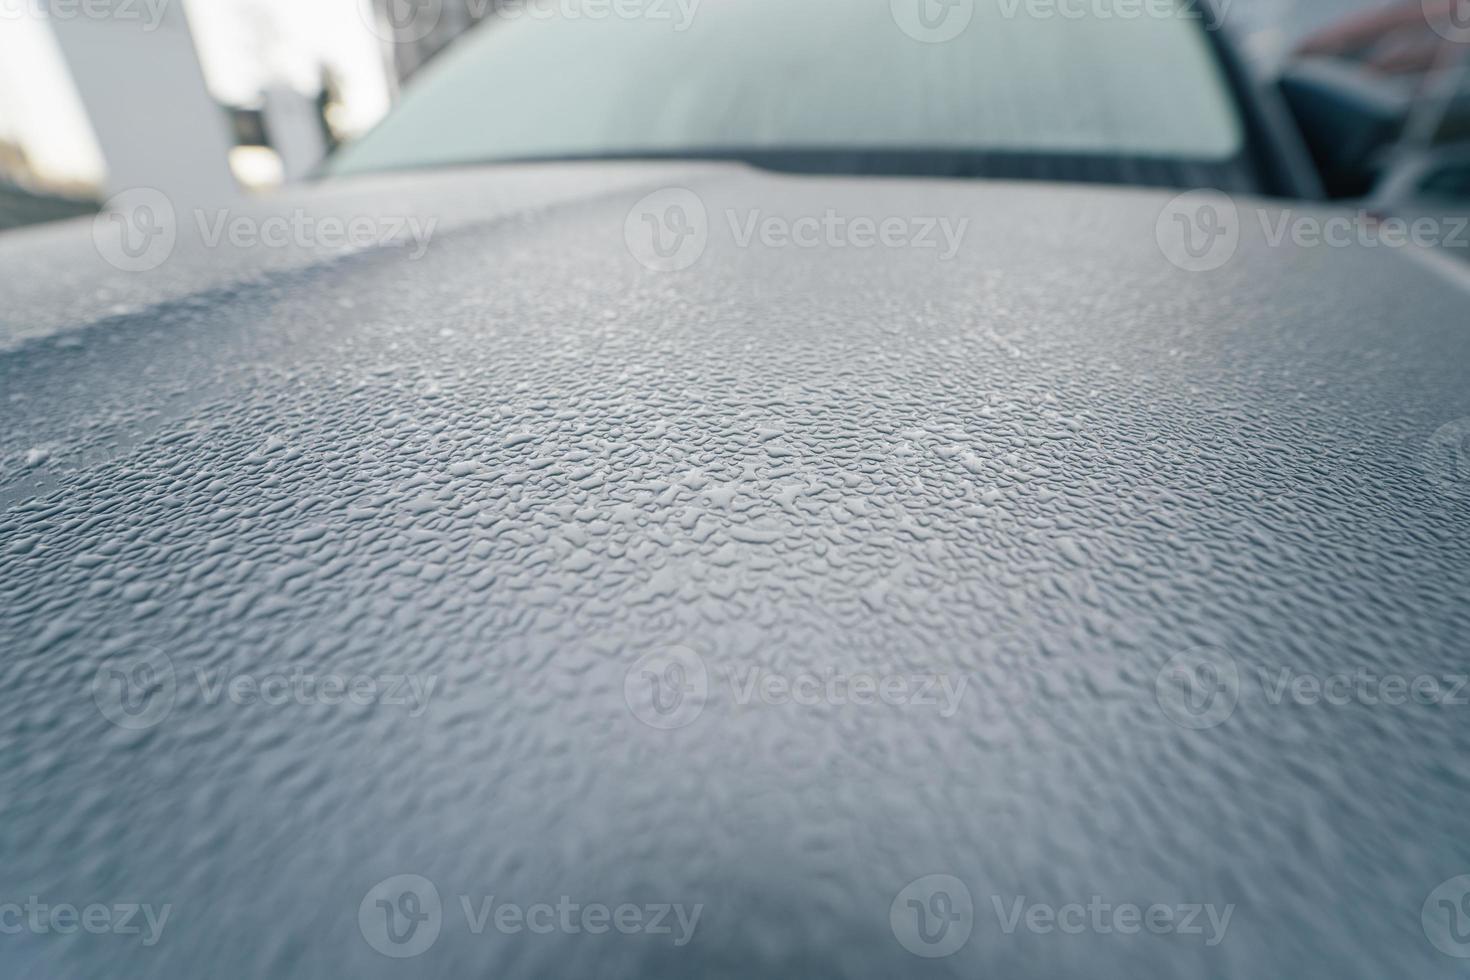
[2,162,1468,978]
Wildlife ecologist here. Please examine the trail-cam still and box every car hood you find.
[2,163,1468,979]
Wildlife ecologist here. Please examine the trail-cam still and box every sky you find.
[0,12,105,185]
[0,0,392,190]
[185,0,390,133]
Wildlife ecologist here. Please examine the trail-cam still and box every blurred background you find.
[0,0,504,226]
[0,0,1460,230]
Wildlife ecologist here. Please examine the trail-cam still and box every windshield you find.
[330,0,1249,183]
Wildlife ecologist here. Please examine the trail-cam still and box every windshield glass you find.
[330,0,1245,178]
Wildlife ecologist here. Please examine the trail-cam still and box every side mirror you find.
[1278,58,1410,198]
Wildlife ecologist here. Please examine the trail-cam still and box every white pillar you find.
[48,1,238,206]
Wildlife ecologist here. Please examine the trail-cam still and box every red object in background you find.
[1295,0,1465,75]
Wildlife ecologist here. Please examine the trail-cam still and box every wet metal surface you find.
[2,164,1469,978]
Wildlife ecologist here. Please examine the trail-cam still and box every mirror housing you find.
[1278,58,1410,198]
